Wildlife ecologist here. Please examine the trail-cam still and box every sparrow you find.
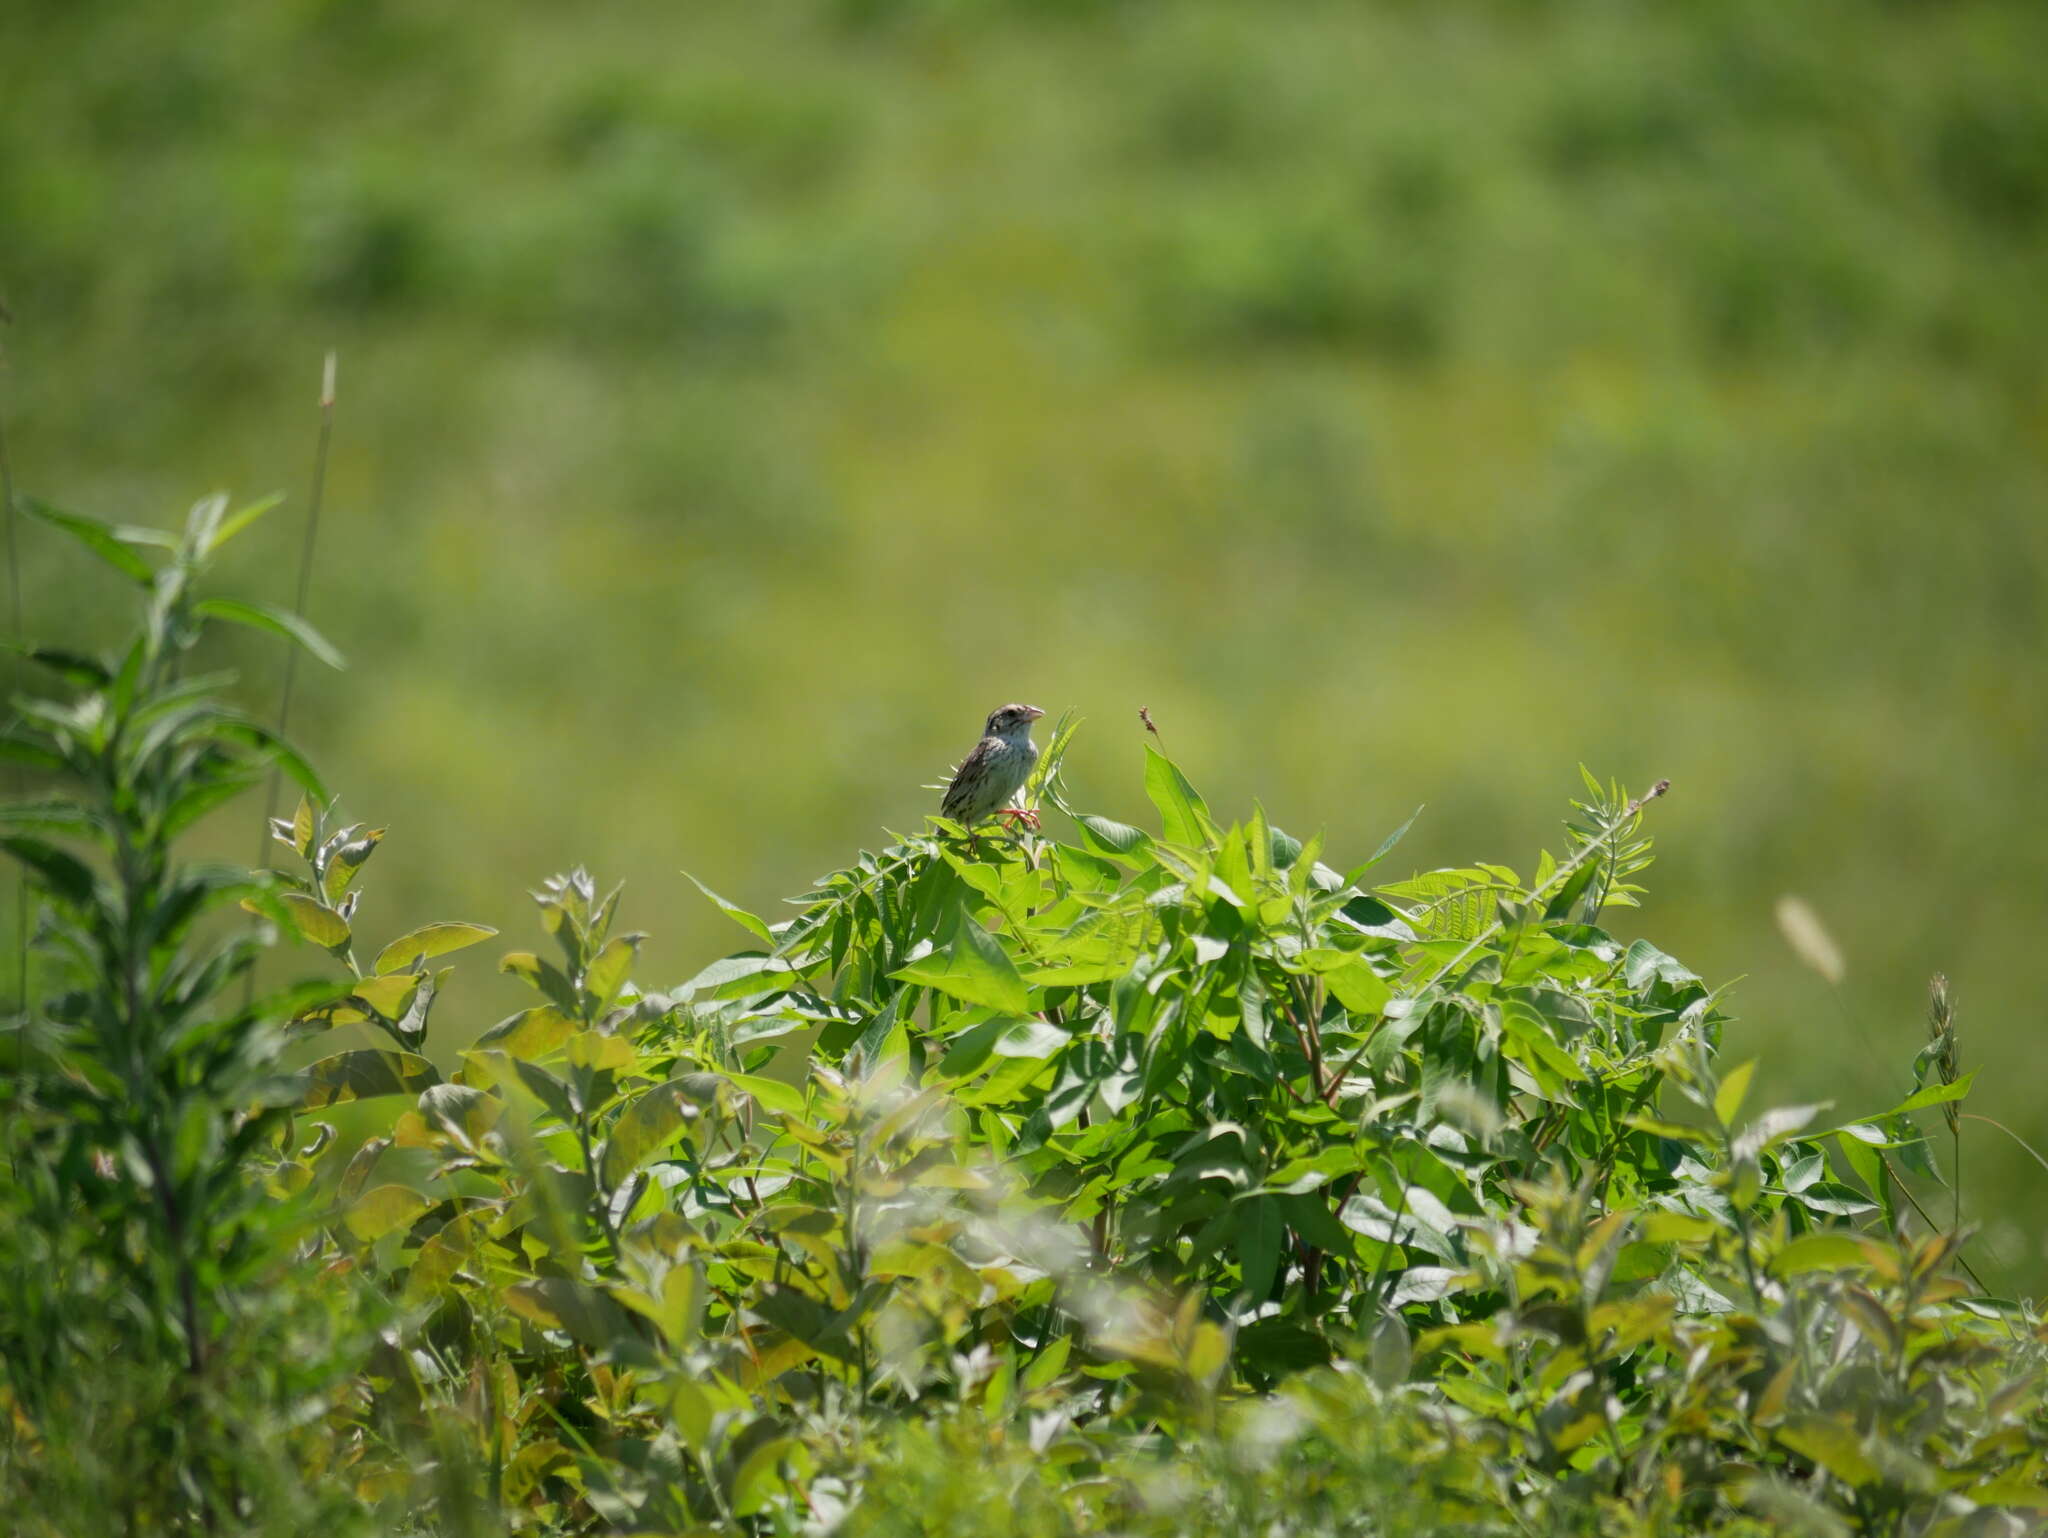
[940,703,1045,842]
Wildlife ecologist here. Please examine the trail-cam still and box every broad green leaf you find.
[1797,1182,1878,1217]
[376,921,497,974]
[194,598,346,670]
[1714,1059,1757,1127]
[564,1029,637,1074]
[1234,1195,1283,1300]
[733,1436,813,1519]
[1774,1415,1878,1486]
[724,1072,806,1118]
[602,1077,710,1184]
[297,1049,439,1107]
[889,916,1032,1014]
[1323,959,1392,1015]
[582,932,643,1010]
[347,972,423,1023]
[344,1182,431,1242]
[1624,938,1701,992]
[1637,1211,1717,1244]
[1072,813,1152,858]
[1881,1071,1976,1116]
[1738,1102,1830,1155]
[279,892,350,951]
[475,1005,578,1059]
[1144,744,1215,849]
[992,1015,1072,1058]
[1497,998,1586,1085]
[1769,1232,1869,1277]
[321,827,384,901]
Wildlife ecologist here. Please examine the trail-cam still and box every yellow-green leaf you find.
[375,921,498,975]
[1714,1059,1757,1127]
[1769,1232,1870,1278]
[343,1182,430,1242]
[279,892,350,951]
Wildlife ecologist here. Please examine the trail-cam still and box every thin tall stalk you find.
[0,318,26,1013]
[246,353,336,1004]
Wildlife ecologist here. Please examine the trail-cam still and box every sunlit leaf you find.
[375,920,497,974]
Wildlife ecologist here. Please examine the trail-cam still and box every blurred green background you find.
[3,1,2045,1278]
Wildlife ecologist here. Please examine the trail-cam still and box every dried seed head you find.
[1927,973,1960,1130]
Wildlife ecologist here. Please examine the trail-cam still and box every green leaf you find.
[1882,1071,1975,1116]
[992,1015,1071,1058]
[2,643,111,688]
[1344,804,1424,885]
[22,498,164,583]
[1144,744,1215,848]
[1714,1059,1757,1127]
[1321,958,1392,1016]
[1072,814,1152,858]
[529,963,602,1030]
[1623,1117,1712,1145]
[193,598,345,670]
[1775,1414,1878,1487]
[1769,1232,1869,1278]
[1234,1195,1284,1300]
[582,932,643,1011]
[889,916,1032,1014]
[297,1049,440,1107]
[376,921,497,974]
[1498,998,1587,1087]
[347,972,424,1024]
[208,719,331,806]
[1836,1130,1894,1229]
[0,800,100,836]
[602,1077,712,1184]
[474,1005,578,1059]
[683,872,774,944]
[724,1072,806,1118]
[1797,1182,1878,1217]
[202,491,285,555]
[322,827,384,901]
[278,892,351,952]
[0,835,101,905]
[344,1183,431,1242]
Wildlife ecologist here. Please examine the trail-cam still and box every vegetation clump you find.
[2,495,2043,1535]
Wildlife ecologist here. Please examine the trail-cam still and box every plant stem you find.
[0,345,25,1015]
[248,353,335,1005]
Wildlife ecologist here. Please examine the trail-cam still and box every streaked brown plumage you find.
[940,703,1044,832]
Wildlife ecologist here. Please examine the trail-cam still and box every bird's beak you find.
[1025,705,1046,720]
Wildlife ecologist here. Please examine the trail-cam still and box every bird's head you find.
[984,703,1045,738]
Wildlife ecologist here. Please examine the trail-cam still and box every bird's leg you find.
[993,806,1041,833]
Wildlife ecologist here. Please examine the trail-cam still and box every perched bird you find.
[940,703,1045,842]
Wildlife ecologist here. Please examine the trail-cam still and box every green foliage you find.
[189,732,2048,1529]
[0,493,367,1533]
[6,510,2048,1534]
[8,3,2048,1282]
